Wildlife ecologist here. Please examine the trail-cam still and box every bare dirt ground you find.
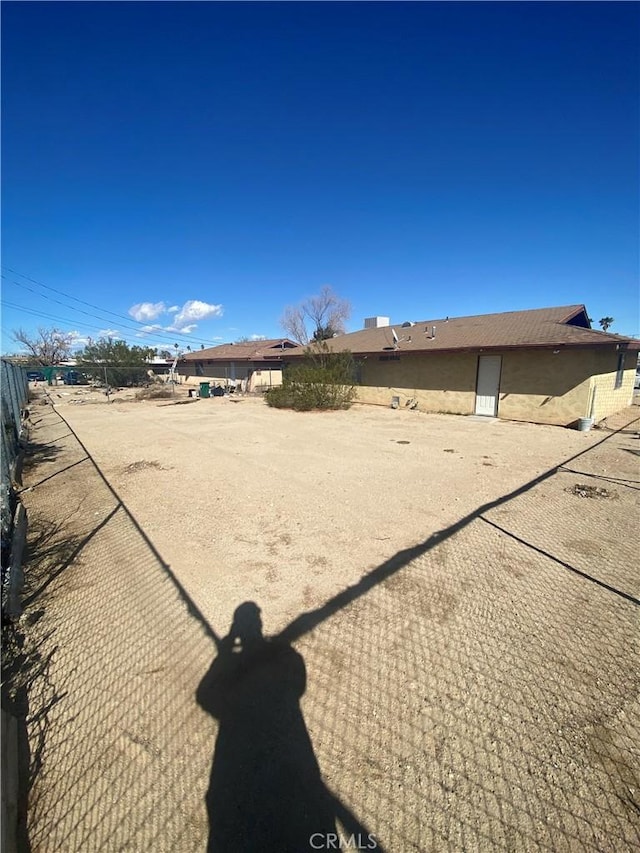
[10,387,640,851]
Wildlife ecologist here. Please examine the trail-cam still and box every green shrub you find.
[266,344,358,411]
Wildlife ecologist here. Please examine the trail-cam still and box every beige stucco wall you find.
[499,348,636,425]
[248,369,283,391]
[356,352,477,414]
[588,349,636,421]
[357,347,636,425]
[178,364,283,391]
[179,361,251,381]
[498,350,592,425]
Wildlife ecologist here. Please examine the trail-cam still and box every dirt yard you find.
[10,387,640,851]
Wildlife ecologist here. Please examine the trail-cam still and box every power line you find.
[1,265,221,347]
[3,277,208,347]
[2,265,209,338]
[1,326,18,344]
[3,277,149,337]
[2,274,217,348]
[1,299,198,351]
[2,299,110,331]
[2,266,134,322]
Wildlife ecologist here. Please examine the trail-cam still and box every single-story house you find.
[178,339,297,392]
[282,305,639,425]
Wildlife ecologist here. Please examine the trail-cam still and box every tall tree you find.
[280,285,351,345]
[76,337,156,386]
[12,327,74,365]
[599,317,614,332]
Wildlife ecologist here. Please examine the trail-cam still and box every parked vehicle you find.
[26,371,45,382]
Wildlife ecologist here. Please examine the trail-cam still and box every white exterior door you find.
[475,355,502,416]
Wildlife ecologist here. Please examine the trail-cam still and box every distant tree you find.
[599,317,614,332]
[12,326,74,365]
[280,285,351,345]
[312,323,340,342]
[158,350,173,360]
[76,337,156,386]
[235,335,267,344]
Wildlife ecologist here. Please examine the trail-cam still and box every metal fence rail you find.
[1,359,29,611]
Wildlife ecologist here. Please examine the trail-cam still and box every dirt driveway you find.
[13,390,640,851]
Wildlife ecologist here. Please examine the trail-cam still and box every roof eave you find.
[283,339,640,358]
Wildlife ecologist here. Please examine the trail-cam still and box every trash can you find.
[199,382,211,399]
[577,417,594,432]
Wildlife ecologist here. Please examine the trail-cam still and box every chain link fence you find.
[1,359,28,615]
[6,398,640,851]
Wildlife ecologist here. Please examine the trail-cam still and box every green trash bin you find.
[199,382,211,399]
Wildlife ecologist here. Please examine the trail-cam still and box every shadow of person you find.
[196,602,337,852]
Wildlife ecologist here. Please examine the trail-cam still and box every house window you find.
[379,355,400,362]
[614,353,625,389]
[195,362,204,377]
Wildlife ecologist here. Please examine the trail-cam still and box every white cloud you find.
[250,334,267,341]
[134,324,162,338]
[68,329,120,347]
[129,299,223,332]
[127,298,224,337]
[68,330,91,348]
[172,300,223,329]
[129,302,166,322]
[166,323,198,334]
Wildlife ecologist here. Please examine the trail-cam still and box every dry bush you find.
[134,387,173,401]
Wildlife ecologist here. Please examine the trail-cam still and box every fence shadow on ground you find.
[20,437,66,467]
[15,402,640,852]
[2,615,64,853]
[278,418,639,649]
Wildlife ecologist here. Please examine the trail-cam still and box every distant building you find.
[178,339,297,391]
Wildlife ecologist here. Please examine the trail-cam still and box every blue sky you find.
[2,1,638,353]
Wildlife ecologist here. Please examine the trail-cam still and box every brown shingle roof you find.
[283,306,639,356]
[180,339,296,363]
